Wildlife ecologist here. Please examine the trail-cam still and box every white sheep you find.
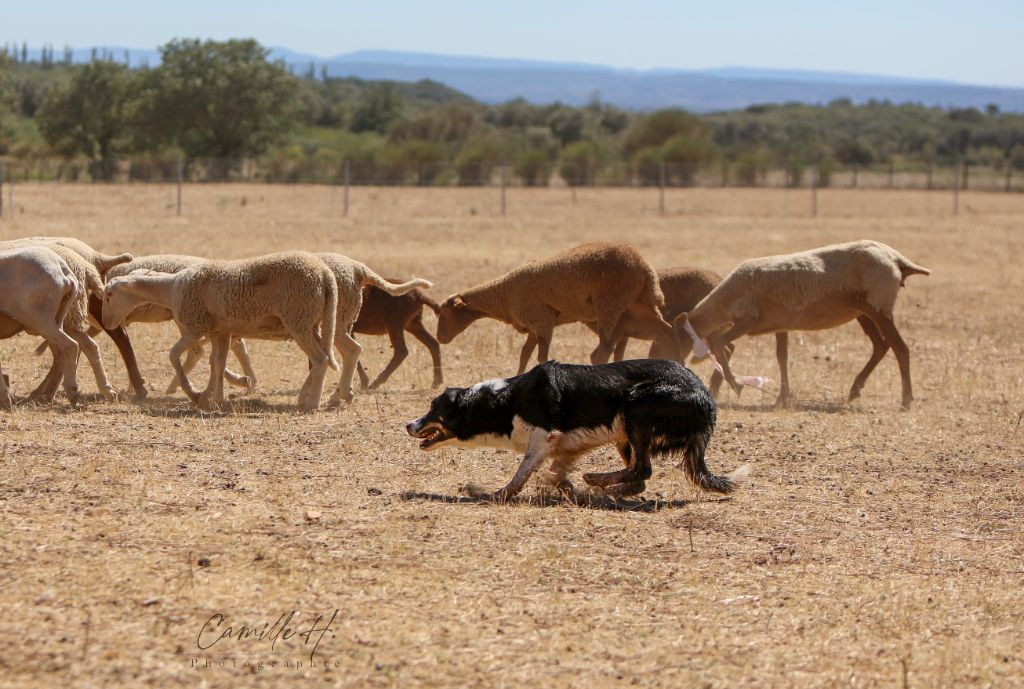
[16,244,119,401]
[103,255,257,395]
[0,246,84,407]
[676,239,931,409]
[102,251,341,412]
[436,242,676,373]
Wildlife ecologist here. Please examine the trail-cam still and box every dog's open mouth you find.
[413,424,451,449]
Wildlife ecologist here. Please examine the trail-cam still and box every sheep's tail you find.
[679,429,750,494]
[56,270,81,334]
[358,264,433,296]
[419,292,441,315]
[95,252,133,276]
[894,254,931,286]
[321,267,340,371]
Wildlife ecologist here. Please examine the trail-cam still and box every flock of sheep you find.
[0,236,929,413]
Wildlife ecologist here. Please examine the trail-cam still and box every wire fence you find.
[0,156,1021,220]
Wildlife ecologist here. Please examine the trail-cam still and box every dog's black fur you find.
[407,359,743,498]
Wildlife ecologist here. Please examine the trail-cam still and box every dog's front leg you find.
[464,426,551,502]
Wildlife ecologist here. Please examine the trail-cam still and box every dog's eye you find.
[437,416,444,422]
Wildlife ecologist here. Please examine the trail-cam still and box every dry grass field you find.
[0,184,1022,688]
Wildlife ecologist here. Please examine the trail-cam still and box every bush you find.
[558,140,600,186]
[514,148,553,187]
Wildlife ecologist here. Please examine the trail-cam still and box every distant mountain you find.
[305,51,1024,112]
[15,45,1024,112]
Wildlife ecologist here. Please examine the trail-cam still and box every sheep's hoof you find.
[900,397,914,411]
[133,388,149,401]
[102,388,118,402]
[774,394,791,410]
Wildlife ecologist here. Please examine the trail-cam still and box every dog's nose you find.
[405,420,418,436]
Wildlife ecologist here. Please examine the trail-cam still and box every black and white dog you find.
[406,359,747,501]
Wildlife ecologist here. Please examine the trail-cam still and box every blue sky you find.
[5,0,1022,86]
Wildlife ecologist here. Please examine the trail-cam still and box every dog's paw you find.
[459,484,510,502]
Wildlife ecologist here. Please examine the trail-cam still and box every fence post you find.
[0,160,4,218]
[1006,163,1013,193]
[953,161,960,216]
[888,162,895,188]
[343,159,350,217]
[176,155,183,216]
[658,160,666,215]
[926,163,933,190]
[500,160,507,216]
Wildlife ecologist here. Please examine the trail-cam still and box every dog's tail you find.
[680,429,750,494]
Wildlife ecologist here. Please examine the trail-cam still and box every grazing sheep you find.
[102,251,341,412]
[0,246,83,406]
[353,281,444,390]
[676,240,930,409]
[315,253,434,404]
[103,255,257,395]
[436,243,676,374]
[0,237,140,396]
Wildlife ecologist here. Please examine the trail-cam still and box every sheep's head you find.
[673,313,712,360]
[436,295,485,344]
[102,277,137,330]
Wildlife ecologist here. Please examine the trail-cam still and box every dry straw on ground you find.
[0,184,1021,688]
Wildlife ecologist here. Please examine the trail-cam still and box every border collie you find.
[406,360,747,502]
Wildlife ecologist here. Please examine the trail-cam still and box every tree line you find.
[1,38,1024,186]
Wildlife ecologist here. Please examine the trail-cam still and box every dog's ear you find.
[443,387,460,402]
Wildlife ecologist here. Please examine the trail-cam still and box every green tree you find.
[134,38,298,177]
[559,140,601,186]
[37,60,133,180]
[350,83,403,134]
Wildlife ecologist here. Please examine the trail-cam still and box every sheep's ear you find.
[452,295,467,310]
[129,268,152,276]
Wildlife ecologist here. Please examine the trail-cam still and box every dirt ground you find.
[0,184,1021,688]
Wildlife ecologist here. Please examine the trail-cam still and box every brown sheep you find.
[676,239,930,409]
[353,282,443,389]
[436,243,675,374]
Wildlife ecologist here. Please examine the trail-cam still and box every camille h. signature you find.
[196,609,338,662]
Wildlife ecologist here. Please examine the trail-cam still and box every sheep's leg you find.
[30,353,63,402]
[534,327,556,368]
[612,337,629,362]
[708,342,735,398]
[328,331,363,406]
[356,360,371,390]
[368,325,409,389]
[517,334,537,375]
[166,340,205,394]
[202,334,230,409]
[0,363,11,411]
[708,319,756,396]
[292,330,334,411]
[228,337,257,393]
[31,331,80,406]
[864,309,914,409]
[69,329,117,401]
[848,316,890,403]
[774,332,791,408]
[89,294,146,399]
[406,316,444,388]
[170,334,204,407]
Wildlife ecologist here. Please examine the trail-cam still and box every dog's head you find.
[435,295,485,344]
[406,379,508,450]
